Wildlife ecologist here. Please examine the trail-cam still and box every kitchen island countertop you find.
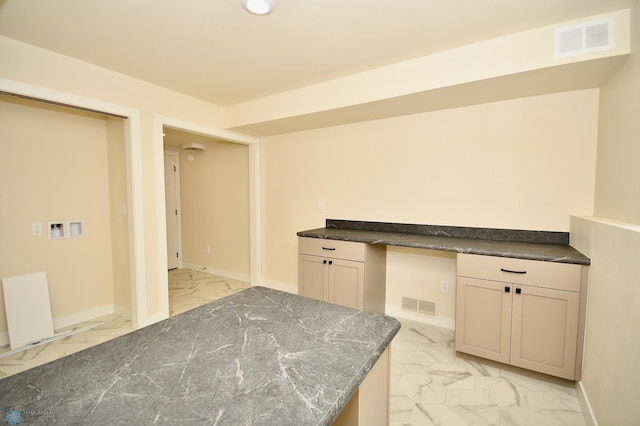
[0,286,400,425]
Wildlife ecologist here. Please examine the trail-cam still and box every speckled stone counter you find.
[0,287,400,425]
[297,219,590,265]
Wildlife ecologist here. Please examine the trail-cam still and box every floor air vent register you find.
[401,296,437,317]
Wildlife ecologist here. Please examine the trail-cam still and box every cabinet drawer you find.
[298,237,365,262]
[457,253,581,292]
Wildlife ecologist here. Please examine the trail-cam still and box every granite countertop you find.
[0,287,400,425]
[297,220,590,265]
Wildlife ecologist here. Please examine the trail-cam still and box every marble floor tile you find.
[0,271,587,425]
[0,313,133,379]
[390,319,586,426]
[167,268,249,316]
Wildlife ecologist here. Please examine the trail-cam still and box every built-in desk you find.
[297,219,590,380]
[297,219,590,265]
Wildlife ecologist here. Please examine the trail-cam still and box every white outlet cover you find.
[31,223,42,236]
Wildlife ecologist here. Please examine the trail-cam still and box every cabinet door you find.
[511,285,580,380]
[329,259,365,310]
[455,276,512,364]
[298,254,327,302]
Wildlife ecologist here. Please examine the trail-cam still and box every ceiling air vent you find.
[555,17,614,58]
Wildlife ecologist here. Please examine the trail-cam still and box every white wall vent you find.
[402,296,437,317]
[555,17,614,58]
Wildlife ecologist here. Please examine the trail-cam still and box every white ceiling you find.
[0,0,634,107]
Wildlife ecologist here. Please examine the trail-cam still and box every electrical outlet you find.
[318,199,325,210]
[440,280,449,292]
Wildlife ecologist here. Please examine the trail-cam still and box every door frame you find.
[154,115,261,318]
[0,77,147,329]
[163,150,182,270]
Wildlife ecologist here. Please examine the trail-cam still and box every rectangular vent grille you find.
[402,296,437,317]
[555,17,614,58]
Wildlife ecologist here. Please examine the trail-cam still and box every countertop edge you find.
[321,315,401,425]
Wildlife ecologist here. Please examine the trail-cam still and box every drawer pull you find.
[515,288,522,294]
[505,286,510,293]
[322,247,336,251]
[500,268,527,274]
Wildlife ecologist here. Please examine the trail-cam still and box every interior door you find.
[164,152,180,270]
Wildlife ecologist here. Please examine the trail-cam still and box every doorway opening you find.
[158,119,261,318]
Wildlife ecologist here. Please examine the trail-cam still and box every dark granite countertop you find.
[297,220,590,265]
[0,287,400,425]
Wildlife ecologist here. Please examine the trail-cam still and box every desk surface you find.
[0,287,400,425]
[298,225,590,265]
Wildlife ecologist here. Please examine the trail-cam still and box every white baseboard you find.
[52,304,116,330]
[575,381,598,426]
[0,304,120,347]
[259,278,297,294]
[113,304,131,321]
[181,263,251,284]
[385,305,455,330]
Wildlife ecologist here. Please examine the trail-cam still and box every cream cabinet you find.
[298,237,386,313]
[455,253,588,380]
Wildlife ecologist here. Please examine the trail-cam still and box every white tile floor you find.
[0,269,586,425]
[389,319,586,426]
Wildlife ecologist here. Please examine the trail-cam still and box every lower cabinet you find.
[455,253,588,380]
[298,237,386,313]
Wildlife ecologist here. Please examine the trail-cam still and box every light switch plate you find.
[31,223,42,236]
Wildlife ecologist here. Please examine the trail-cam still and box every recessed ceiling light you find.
[241,0,274,15]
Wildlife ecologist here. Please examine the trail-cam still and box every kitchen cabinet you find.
[298,237,386,313]
[455,253,588,380]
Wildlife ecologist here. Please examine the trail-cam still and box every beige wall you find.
[570,1,640,424]
[594,11,640,223]
[0,96,116,338]
[106,118,131,313]
[173,141,250,280]
[571,217,640,425]
[261,89,600,322]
